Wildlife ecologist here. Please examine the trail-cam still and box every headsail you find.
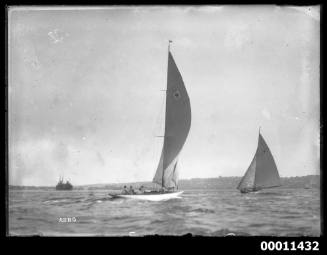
[237,132,281,191]
[236,155,256,190]
[152,50,191,189]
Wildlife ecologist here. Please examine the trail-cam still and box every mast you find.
[161,40,173,188]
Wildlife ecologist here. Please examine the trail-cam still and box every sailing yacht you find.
[55,176,73,190]
[237,129,281,193]
[110,42,191,201]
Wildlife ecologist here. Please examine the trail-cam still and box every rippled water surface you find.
[9,188,320,236]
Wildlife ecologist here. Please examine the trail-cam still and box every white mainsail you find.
[152,50,191,189]
[237,131,281,192]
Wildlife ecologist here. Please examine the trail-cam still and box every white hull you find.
[110,191,184,201]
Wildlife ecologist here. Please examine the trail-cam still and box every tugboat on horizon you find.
[56,176,73,190]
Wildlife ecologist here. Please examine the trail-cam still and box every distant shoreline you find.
[9,175,320,190]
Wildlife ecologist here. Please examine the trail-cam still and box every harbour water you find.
[8,187,320,236]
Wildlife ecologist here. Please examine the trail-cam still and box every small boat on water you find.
[110,41,191,201]
[56,177,73,190]
[237,129,281,193]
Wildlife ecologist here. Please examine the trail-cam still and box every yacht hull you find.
[109,191,184,201]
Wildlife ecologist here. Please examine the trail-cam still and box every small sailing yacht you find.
[110,41,191,201]
[237,129,281,193]
[55,176,73,190]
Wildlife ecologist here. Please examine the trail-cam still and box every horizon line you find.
[9,174,320,187]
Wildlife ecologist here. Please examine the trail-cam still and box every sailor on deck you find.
[129,186,135,194]
[135,185,145,194]
[122,185,128,194]
[139,186,145,193]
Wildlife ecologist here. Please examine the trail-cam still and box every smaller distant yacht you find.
[56,176,73,190]
[237,128,281,193]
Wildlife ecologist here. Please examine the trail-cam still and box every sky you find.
[8,5,320,186]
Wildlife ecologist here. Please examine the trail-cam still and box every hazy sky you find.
[8,6,320,186]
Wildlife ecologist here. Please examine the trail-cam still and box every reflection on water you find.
[9,188,320,236]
